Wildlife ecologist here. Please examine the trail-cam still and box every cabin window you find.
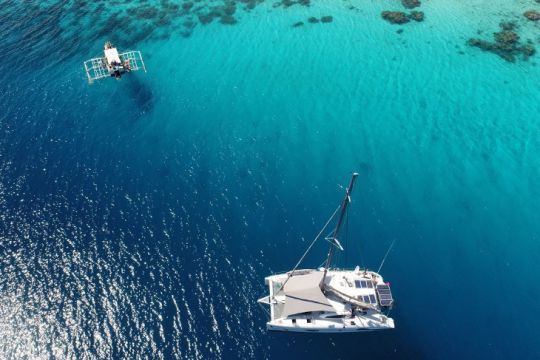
[363,295,370,303]
[367,281,373,289]
[360,280,367,288]
[326,314,346,319]
[292,319,296,324]
[369,294,376,303]
[307,319,312,323]
[354,280,361,288]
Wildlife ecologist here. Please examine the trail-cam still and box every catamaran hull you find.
[267,325,393,333]
[266,314,395,333]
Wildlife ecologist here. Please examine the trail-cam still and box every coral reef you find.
[275,0,310,8]
[409,11,424,22]
[382,0,425,26]
[523,10,540,21]
[402,0,421,9]
[321,16,333,23]
[467,23,536,62]
[381,11,410,24]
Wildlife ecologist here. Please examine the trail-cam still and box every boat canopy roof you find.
[282,271,334,317]
[105,48,121,64]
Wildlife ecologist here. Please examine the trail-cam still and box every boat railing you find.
[84,57,109,83]
[119,50,147,73]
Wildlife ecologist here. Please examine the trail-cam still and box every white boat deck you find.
[104,48,121,64]
[259,268,395,332]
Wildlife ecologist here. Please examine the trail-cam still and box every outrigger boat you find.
[83,42,146,84]
[258,173,395,332]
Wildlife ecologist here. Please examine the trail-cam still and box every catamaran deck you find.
[259,268,394,332]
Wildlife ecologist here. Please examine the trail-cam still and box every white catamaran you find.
[258,173,395,332]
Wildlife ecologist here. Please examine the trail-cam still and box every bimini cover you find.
[281,271,334,318]
[105,48,121,64]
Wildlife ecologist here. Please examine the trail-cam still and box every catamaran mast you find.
[322,172,359,281]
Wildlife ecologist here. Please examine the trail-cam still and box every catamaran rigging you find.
[323,172,358,282]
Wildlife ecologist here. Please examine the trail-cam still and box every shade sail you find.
[281,271,334,317]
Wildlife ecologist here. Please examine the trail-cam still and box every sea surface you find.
[0,0,539,359]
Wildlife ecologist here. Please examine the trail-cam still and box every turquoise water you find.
[0,0,539,358]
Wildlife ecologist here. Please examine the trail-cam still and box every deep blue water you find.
[1,0,539,358]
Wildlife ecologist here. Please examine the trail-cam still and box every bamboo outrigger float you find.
[84,42,146,84]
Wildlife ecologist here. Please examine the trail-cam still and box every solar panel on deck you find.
[376,284,394,307]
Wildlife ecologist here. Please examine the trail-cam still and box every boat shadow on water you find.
[268,323,427,359]
[124,75,154,116]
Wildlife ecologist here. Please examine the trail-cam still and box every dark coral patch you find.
[381,11,409,24]
[402,0,421,9]
[321,16,333,23]
[220,14,238,25]
[275,0,310,8]
[494,30,519,46]
[182,2,194,12]
[307,16,319,23]
[183,19,197,30]
[223,2,237,16]
[126,6,159,20]
[198,13,215,25]
[282,0,295,7]
[467,23,536,62]
[409,11,424,22]
[499,21,516,31]
[522,44,536,57]
[244,0,257,10]
[524,10,540,21]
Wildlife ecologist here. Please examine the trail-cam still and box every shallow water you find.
[0,0,539,358]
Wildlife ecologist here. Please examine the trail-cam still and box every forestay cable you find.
[273,205,341,299]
